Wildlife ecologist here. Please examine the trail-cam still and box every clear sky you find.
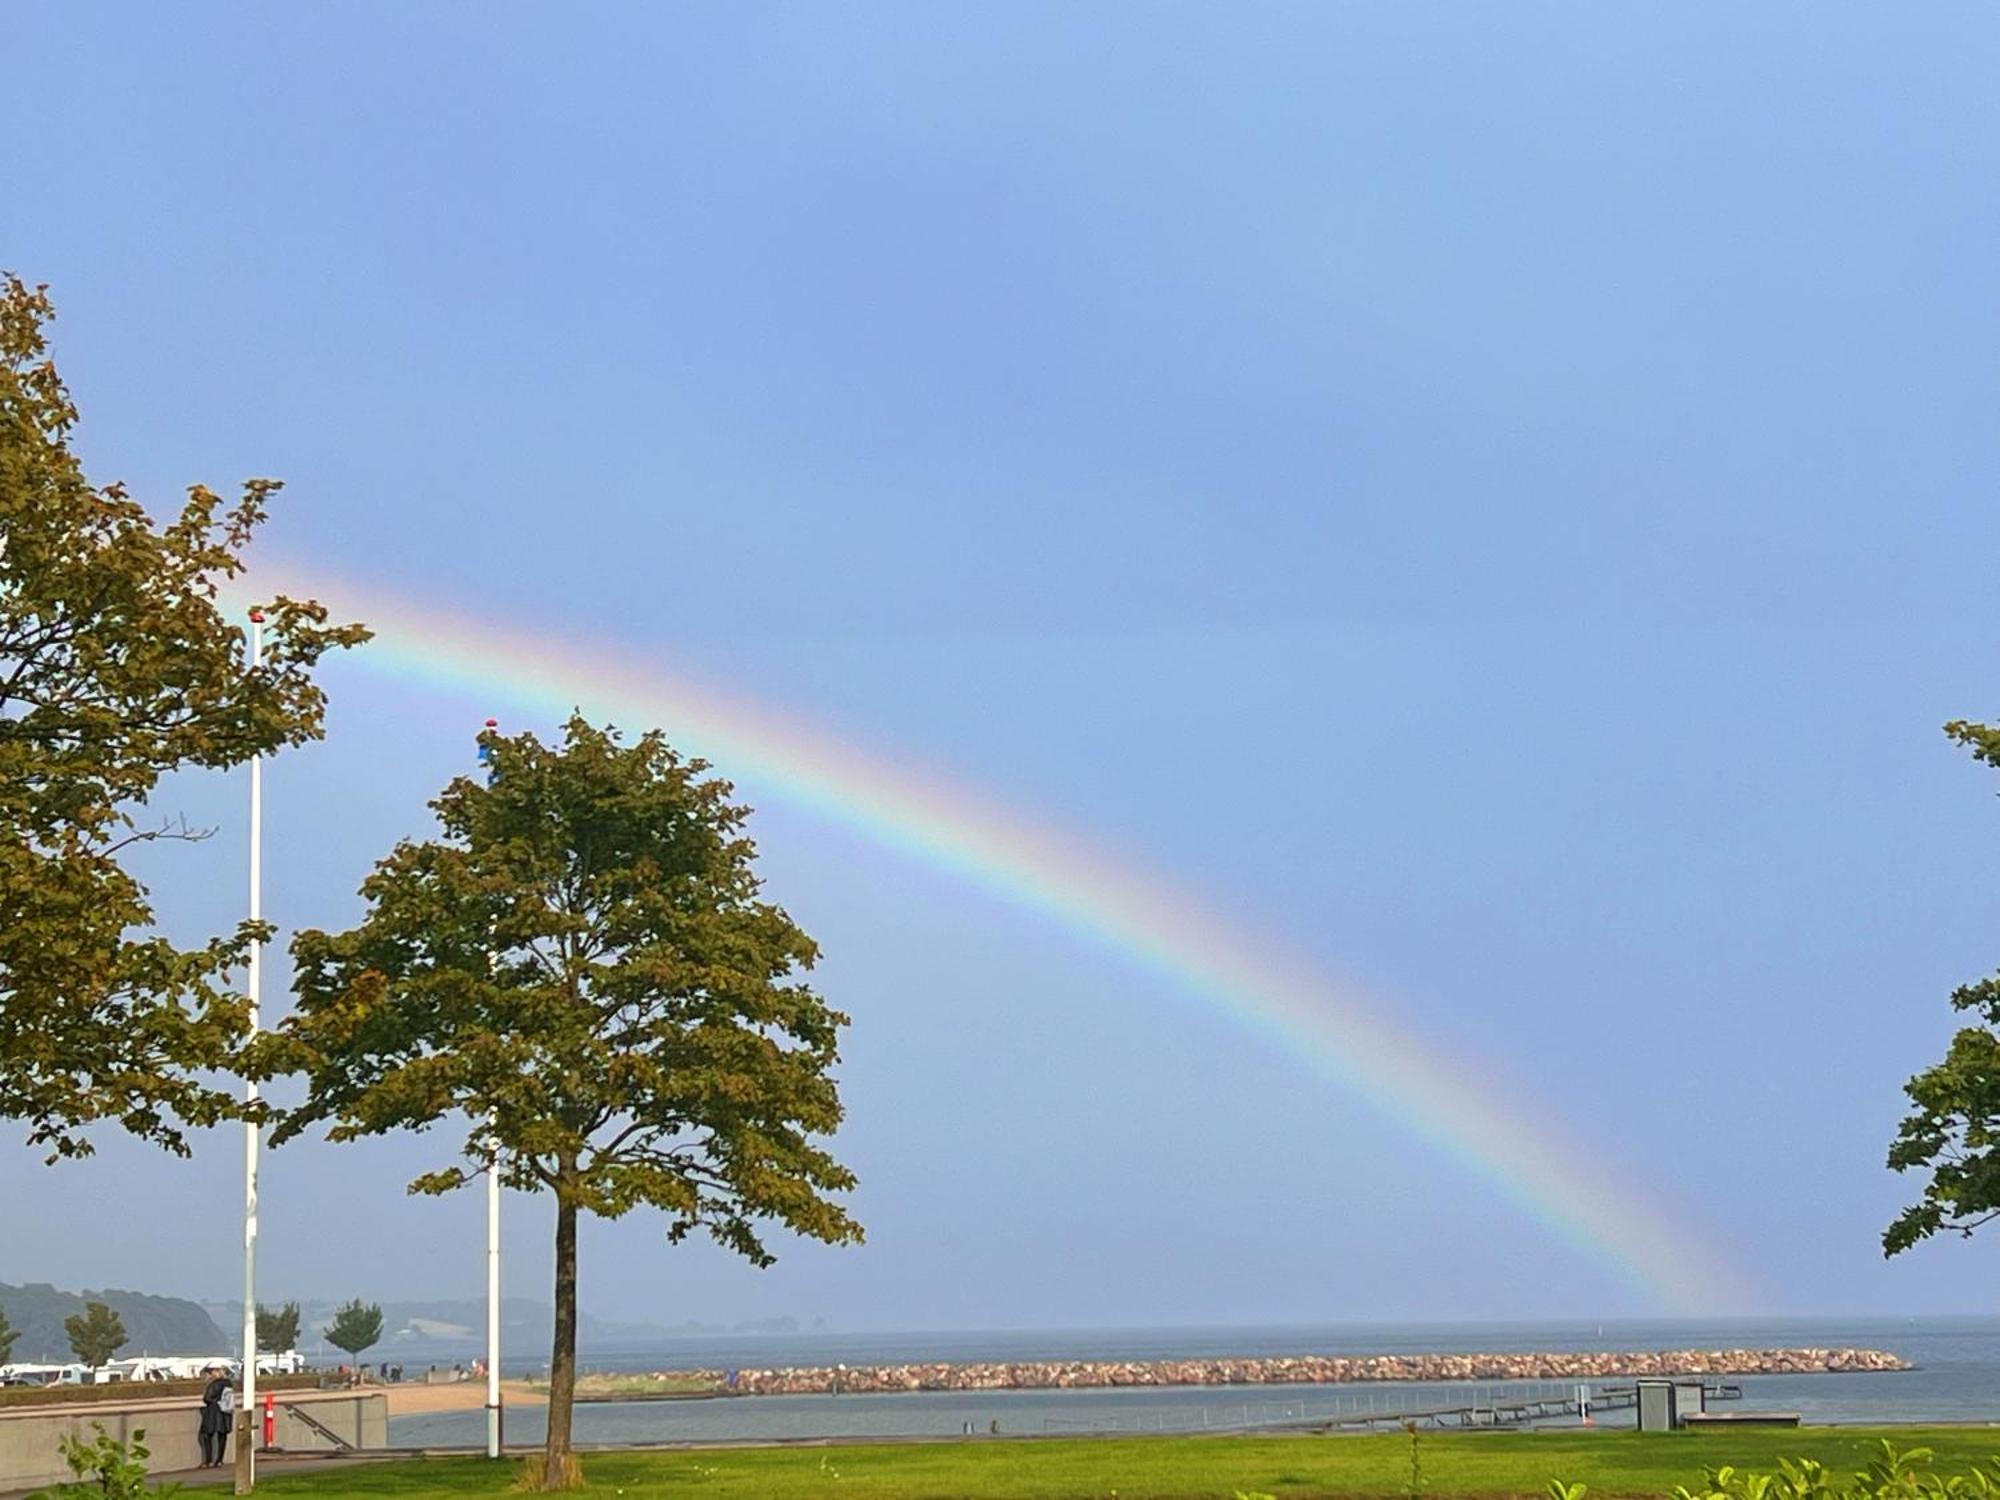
[5,3,1998,1331]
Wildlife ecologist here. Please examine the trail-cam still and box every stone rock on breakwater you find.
[697,1349,1907,1397]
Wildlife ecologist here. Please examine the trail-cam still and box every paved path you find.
[0,1452,383,1500]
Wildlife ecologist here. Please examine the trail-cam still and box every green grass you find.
[260,1425,2000,1500]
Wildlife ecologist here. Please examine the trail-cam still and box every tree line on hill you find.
[1,1282,786,1370]
[0,1284,390,1368]
[0,1283,225,1364]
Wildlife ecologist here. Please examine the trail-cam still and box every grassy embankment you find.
[260,1425,1999,1500]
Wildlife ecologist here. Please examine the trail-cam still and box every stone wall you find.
[0,1392,386,1491]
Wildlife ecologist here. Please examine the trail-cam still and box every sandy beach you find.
[379,1379,545,1416]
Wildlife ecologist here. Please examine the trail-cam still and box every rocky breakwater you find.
[712,1348,1908,1397]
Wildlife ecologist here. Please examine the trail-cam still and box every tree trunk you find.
[540,1178,580,1488]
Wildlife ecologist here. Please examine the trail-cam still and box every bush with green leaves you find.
[1555,1441,2000,1500]
[27,1423,175,1500]
[1680,1443,1999,1500]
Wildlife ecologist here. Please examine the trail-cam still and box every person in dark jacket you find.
[198,1368,233,1466]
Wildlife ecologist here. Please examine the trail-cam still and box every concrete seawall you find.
[708,1348,1908,1397]
[0,1392,386,1492]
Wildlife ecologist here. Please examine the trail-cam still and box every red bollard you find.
[263,1391,276,1450]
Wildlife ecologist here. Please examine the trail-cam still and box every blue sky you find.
[4,3,1998,1329]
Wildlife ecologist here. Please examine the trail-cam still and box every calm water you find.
[388,1316,1999,1447]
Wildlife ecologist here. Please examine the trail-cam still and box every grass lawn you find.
[260,1425,2000,1500]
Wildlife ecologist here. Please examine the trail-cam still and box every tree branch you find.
[102,814,217,856]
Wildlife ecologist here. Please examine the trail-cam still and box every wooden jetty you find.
[1042,1381,1744,1436]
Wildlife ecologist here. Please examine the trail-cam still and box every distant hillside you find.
[200,1297,598,1352]
[198,1297,823,1355]
[0,1282,228,1363]
[362,1302,818,1348]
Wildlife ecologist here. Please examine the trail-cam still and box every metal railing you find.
[281,1403,357,1451]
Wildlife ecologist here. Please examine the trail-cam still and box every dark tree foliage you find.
[0,275,367,1159]
[323,1300,383,1359]
[256,1301,302,1355]
[0,1301,15,1364]
[263,718,862,1488]
[63,1301,126,1367]
[1885,719,2000,1254]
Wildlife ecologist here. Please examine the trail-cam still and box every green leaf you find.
[0,275,367,1158]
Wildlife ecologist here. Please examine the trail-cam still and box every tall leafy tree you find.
[1885,719,2000,1254]
[0,275,367,1159]
[256,1301,302,1355]
[322,1300,382,1362]
[0,1300,15,1364]
[63,1301,126,1367]
[264,718,862,1488]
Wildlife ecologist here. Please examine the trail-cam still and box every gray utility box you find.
[1636,1378,1675,1432]
[1636,1377,1708,1431]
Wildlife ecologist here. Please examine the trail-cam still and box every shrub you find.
[1556,1441,2000,1500]
[27,1422,176,1500]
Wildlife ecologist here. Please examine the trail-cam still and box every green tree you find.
[0,1300,15,1364]
[256,1301,301,1355]
[63,1301,126,1367]
[1885,720,2000,1255]
[0,275,366,1160]
[264,718,862,1488]
[321,1300,382,1361]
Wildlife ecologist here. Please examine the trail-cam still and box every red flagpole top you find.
[248,609,265,624]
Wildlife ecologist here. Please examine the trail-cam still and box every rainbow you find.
[238,568,1748,1313]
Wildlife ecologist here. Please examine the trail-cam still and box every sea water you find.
[387,1315,1998,1447]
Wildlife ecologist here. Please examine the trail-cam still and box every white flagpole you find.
[486,1139,501,1457]
[237,609,265,1496]
[482,718,502,1461]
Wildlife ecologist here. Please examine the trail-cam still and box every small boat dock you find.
[1042,1380,1745,1435]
